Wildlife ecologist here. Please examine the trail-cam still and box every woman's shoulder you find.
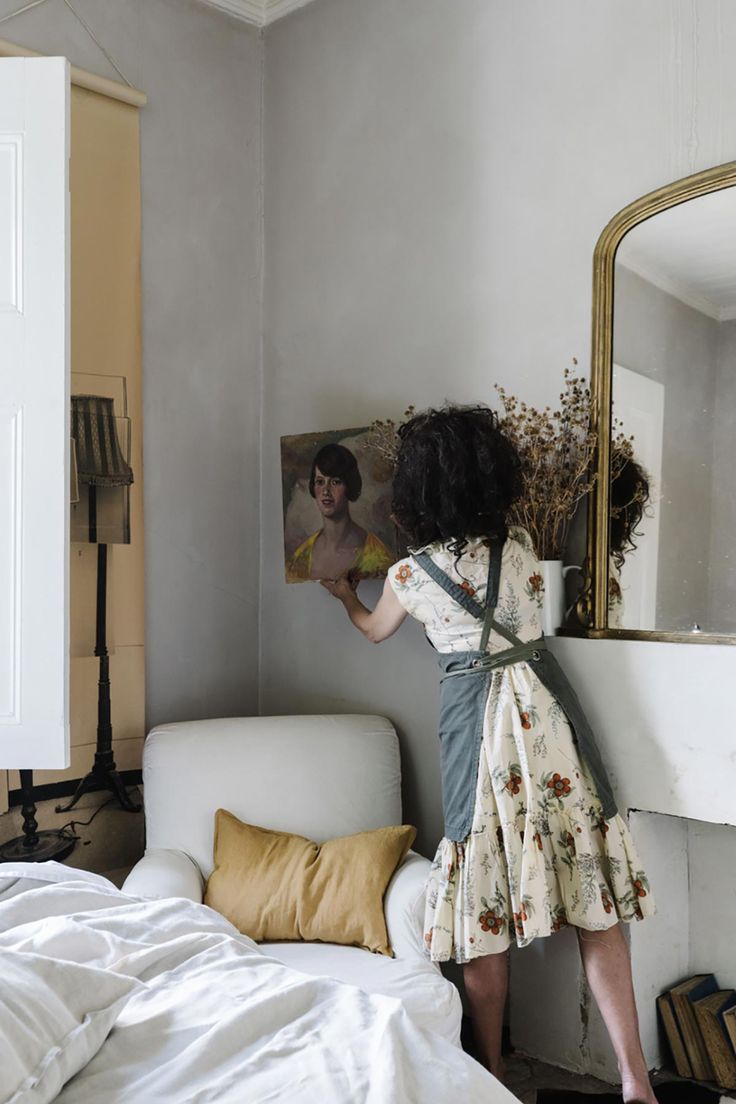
[388,552,417,585]
[506,526,537,557]
[386,554,432,621]
[411,530,537,563]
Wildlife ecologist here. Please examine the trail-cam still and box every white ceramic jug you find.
[539,561,581,637]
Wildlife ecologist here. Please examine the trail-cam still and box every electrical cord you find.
[57,796,115,844]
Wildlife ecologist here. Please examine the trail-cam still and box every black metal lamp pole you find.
[56,485,140,814]
[0,394,140,860]
[0,769,75,863]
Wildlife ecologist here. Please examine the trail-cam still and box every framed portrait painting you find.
[281,426,403,584]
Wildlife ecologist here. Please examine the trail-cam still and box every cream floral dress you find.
[389,527,655,963]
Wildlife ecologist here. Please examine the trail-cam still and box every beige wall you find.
[21,86,145,790]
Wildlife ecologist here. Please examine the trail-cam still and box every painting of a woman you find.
[286,442,394,582]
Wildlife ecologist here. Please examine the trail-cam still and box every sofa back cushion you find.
[142,715,402,878]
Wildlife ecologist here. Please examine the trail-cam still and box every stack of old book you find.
[658,974,736,1090]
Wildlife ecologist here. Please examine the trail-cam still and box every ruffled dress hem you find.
[423,808,656,964]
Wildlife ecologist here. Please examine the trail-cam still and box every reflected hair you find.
[610,455,651,570]
[391,405,522,556]
[309,443,362,501]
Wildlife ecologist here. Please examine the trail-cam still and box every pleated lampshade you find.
[71,394,134,487]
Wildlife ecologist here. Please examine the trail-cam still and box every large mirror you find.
[586,162,736,642]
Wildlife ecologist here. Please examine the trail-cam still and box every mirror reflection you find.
[611,185,736,634]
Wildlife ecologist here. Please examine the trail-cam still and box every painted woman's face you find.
[313,467,349,518]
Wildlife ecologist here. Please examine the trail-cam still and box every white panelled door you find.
[0,57,70,769]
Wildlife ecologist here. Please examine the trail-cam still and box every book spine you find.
[724,1008,736,1055]
[657,993,693,1079]
[672,992,714,1082]
[696,1010,736,1090]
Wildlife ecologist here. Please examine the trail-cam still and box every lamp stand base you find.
[55,763,141,815]
[0,831,76,864]
[56,542,141,818]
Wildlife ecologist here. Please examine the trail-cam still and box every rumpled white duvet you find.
[0,864,517,1103]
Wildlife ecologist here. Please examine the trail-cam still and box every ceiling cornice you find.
[199,0,264,25]
[264,0,316,23]
[199,0,317,27]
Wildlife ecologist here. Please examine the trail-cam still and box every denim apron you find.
[412,540,617,843]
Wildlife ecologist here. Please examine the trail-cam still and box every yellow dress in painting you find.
[286,529,394,582]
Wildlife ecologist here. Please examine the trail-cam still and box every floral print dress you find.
[388,527,655,963]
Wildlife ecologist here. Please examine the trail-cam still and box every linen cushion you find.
[204,809,415,956]
[0,950,137,1104]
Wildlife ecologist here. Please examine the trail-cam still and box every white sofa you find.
[122,714,463,1046]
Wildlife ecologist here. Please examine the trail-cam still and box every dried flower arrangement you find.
[366,406,415,469]
[494,363,600,561]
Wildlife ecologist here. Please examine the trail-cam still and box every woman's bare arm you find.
[320,574,407,643]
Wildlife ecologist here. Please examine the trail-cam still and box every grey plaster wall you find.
[612,264,717,631]
[261,0,736,1077]
[262,0,736,855]
[0,0,264,725]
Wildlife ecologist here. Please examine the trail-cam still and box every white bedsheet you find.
[0,865,518,1103]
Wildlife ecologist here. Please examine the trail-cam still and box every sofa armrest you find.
[384,850,433,963]
[122,848,205,902]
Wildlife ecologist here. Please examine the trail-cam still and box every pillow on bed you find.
[0,950,138,1104]
[204,810,416,957]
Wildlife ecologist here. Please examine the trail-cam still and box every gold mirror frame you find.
[584,160,736,644]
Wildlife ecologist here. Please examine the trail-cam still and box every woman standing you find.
[321,406,656,1104]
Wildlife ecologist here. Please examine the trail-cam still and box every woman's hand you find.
[322,574,357,600]
[320,574,357,602]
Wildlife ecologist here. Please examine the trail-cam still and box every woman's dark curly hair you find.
[309,443,362,501]
[609,454,651,570]
[391,405,522,555]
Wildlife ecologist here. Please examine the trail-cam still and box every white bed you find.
[0,863,518,1103]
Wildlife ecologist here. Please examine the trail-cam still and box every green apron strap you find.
[479,541,503,652]
[441,637,546,680]
[490,617,527,649]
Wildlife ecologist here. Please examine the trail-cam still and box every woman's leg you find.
[463,950,509,1080]
[576,925,657,1104]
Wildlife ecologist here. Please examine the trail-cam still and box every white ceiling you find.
[199,0,318,27]
[617,184,736,322]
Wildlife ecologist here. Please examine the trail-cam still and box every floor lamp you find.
[0,429,83,863]
[0,770,77,863]
[57,394,140,814]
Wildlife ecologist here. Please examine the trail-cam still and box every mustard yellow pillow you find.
[204,809,416,957]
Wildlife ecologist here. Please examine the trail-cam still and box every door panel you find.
[0,57,70,769]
